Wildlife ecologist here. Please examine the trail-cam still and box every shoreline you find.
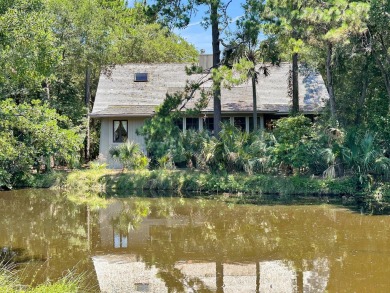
[16,169,390,200]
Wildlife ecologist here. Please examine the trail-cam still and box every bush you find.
[271,116,322,173]
[109,141,149,170]
[0,269,83,293]
[0,99,82,188]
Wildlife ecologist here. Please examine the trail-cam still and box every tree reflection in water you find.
[1,190,390,292]
[0,190,99,288]
[96,197,335,292]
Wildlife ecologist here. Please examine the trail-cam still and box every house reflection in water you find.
[93,257,329,293]
[92,201,330,292]
[93,255,167,293]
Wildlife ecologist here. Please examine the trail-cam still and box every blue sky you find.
[128,0,246,53]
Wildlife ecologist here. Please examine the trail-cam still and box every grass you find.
[18,168,390,199]
[60,168,363,197]
[0,268,83,293]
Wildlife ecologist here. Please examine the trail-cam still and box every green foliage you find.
[89,160,108,170]
[0,0,199,177]
[207,124,251,172]
[341,131,390,185]
[2,0,390,194]
[109,141,149,170]
[137,94,184,161]
[65,168,115,194]
[138,88,211,163]
[0,0,60,99]
[43,0,197,123]
[0,268,82,293]
[157,153,176,170]
[271,116,326,173]
[63,168,360,197]
[16,171,68,189]
[0,99,82,188]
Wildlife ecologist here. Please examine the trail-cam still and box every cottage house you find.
[90,55,329,165]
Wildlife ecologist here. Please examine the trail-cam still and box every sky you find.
[128,0,246,54]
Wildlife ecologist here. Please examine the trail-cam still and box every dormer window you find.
[134,73,148,82]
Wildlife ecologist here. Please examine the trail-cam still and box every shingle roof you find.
[90,63,329,117]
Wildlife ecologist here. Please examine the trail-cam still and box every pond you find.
[0,189,390,292]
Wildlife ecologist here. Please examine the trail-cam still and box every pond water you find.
[1,189,390,292]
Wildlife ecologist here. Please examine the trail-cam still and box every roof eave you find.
[89,113,154,118]
[90,109,325,118]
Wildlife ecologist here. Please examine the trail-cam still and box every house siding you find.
[99,117,146,168]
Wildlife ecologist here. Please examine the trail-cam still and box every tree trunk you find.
[252,74,258,131]
[256,261,260,293]
[85,67,91,162]
[326,42,337,120]
[355,56,369,125]
[211,2,221,137]
[292,53,299,115]
[297,269,303,293]
[372,32,390,111]
[375,60,390,111]
[216,261,224,293]
[45,78,50,101]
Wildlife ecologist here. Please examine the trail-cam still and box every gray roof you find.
[91,63,329,117]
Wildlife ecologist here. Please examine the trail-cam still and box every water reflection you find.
[1,190,390,292]
[92,256,330,293]
[93,198,335,292]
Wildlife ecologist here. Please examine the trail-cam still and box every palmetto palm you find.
[109,141,147,170]
[224,0,276,131]
[341,132,390,183]
[224,40,270,131]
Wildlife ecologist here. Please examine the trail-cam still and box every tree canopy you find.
[1,0,390,190]
[0,0,198,188]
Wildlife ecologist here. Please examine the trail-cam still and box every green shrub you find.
[341,132,390,184]
[0,99,83,189]
[0,269,83,293]
[89,160,107,170]
[109,141,149,170]
[271,115,327,174]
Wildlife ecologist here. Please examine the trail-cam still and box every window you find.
[249,117,261,132]
[113,120,128,142]
[264,114,287,130]
[234,117,246,131]
[114,231,128,248]
[134,73,148,82]
[221,117,231,124]
[173,118,183,131]
[186,118,199,130]
[135,283,150,292]
[203,117,214,133]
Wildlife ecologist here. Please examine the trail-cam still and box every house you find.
[90,55,329,165]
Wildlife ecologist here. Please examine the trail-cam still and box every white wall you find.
[99,117,146,168]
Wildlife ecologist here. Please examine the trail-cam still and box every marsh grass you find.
[0,267,88,293]
[64,168,118,194]
[89,169,359,197]
[20,168,370,198]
